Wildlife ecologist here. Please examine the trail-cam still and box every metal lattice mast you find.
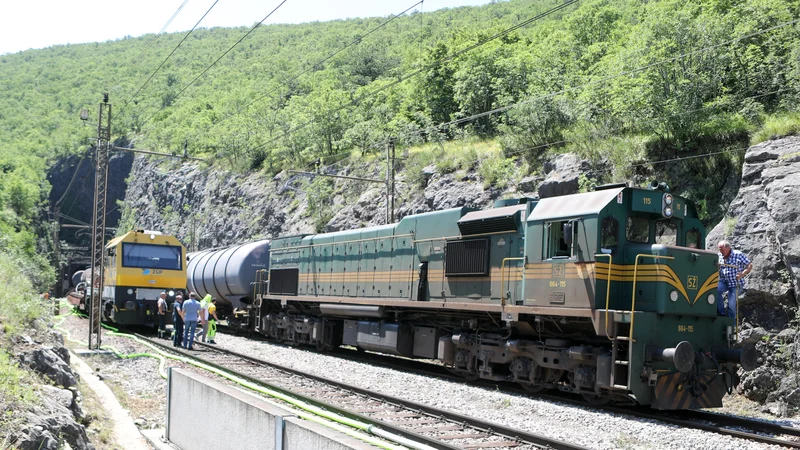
[89,95,111,350]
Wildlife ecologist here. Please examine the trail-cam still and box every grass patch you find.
[0,349,38,445]
[751,111,800,144]
[0,253,50,339]
[403,137,529,190]
[76,377,119,449]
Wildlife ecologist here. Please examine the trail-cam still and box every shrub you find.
[751,111,800,144]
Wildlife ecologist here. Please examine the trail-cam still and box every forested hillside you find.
[1,0,800,287]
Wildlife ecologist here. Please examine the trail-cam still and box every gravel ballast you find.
[55,312,795,449]
[213,332,794,450]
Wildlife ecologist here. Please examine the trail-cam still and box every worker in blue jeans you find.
[180,292,202,350]
[717,241,752,319]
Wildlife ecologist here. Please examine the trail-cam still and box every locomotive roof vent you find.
[594,182,629,191]
[493,197,535,208]
[458,204,525,236]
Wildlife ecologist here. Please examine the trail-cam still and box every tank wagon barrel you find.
[187,239,270,328]
[249,183,756,410]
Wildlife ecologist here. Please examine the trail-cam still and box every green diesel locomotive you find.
[254,182,756,409]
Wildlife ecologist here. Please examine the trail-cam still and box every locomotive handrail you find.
[593,253,613,340]
[269,233,415,253]
[630,254,675,343]
[500,257,525,306]
[413,229,517,244]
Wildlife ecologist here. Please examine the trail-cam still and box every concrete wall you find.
[166,368,375,450]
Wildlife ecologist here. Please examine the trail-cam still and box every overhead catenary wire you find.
[210,0,426,131]
[248,0,582,154]
[119,0,220,118]
[130,0,190,70]
[138,0,291,129]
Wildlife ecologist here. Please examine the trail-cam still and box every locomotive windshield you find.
[655,221,677,246]
[122,243,182,270]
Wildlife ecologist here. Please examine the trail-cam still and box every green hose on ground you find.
[52,304,425,450]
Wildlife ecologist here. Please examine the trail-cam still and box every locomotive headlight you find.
[127,288,134,295]
[150,234,156,240]
[669,290,679,302]
[707,293,716,305]
[664,207,672,217]
[168,290,175,296]
[664,194,673,206]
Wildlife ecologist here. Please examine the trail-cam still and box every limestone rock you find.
[19,346,78,388]
[707,136,800,331]
[537,153,592,198]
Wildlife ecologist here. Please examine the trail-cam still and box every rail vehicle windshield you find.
[655,221,677,246]
[122,243,182,270]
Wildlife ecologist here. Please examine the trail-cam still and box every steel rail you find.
[206,326,800,447]
[136,333,583,450]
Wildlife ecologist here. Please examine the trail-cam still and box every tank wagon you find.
[187,239,270,329]
[254,183,756,409]
[99,230,187,326]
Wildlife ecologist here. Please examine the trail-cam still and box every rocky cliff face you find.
[48,151,134,247]
[122,152,596,249]
[707,136,800,330]
[705,136,800,415]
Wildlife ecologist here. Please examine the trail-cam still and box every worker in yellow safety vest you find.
[207,298,219,344]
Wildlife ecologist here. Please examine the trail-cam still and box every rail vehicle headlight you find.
[150,234,156,240]
[664,207,672,217]
[124,301,136,310]
[707,293,715,305]
[669,290,679,302]
[168,290,175,296]
[664,194,673,206]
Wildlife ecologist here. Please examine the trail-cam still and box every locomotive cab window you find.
[625,217,650,244]
[545,220,577,259]
[121,243,183,270]
[686,228,702,249]
[600,216,619,254]
[655,221,677,246]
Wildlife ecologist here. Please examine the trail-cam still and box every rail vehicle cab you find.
[524,182,755,409]
[102,230,187,327]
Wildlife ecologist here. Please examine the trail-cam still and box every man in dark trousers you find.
[156,292,168,339]
[717,240,753,319]
[172,295,184,348]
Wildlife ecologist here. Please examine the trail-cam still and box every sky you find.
[0,0,493,55]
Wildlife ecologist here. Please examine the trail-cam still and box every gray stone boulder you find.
[537,153,592,198]
[738,326,770,344]
[707,136,800,331]
[738,365,781,403]
[19,346,78,388]
[15,385,93,450]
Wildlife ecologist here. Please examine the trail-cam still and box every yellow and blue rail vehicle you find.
[102,230,187,327]
[256,182,756,409]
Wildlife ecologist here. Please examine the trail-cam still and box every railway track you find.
[136,334,583,450]
[333,345,800,448]
[215,323,800,447]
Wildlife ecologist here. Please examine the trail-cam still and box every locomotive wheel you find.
[522,383,545,393]
[581,392,612,405]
